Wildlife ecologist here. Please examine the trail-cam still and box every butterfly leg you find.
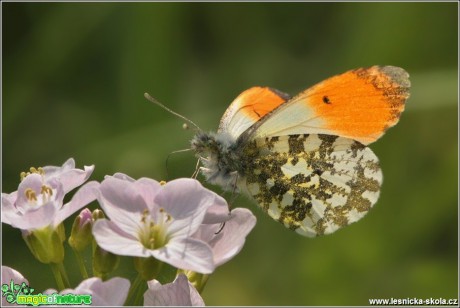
[191,158,202,179]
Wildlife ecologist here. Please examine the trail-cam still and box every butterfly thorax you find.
[191,131,254,190]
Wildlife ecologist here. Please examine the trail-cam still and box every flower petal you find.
[3,202,56,230]
[189,281,206,306]
[1,191,17,206]
[99,176,148,214]
[197,208,256,266]
[151,238,215,274]
[73,277,130,306]
[154,179,216,220]
[54,181,99,227]
[133,178,162,211]
[92,219,150,257]
[42,158,75,178]
[96,196,145,237]
[1,193,17,225]
[201,194,230,224]
[165,212,205,240]
[1,266,28,285]
[144,274,204,306]
[43,158,95,194]
[60,164,95,194]
[111,173,136,182]
[97,177,155,234]
[46,277,130,306]
[97,176,162,234]
[106,174,163,199]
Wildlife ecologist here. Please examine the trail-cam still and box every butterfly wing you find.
[239,134,382,237]
[239,66,410,145]
[211,66,408,236]
[218,86,290,140]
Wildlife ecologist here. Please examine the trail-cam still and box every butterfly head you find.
[190,131,220,157]
[190,131,243,190]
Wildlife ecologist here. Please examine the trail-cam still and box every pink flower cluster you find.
[2,158,257,306]
[93,174,256,274]
[2,158,98,231]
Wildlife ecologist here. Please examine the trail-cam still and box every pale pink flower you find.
[144,274,204,306]
[92,175,228,274]
[1,159,98,231]
[40,158,95,194]
[194,207,256,267]
[45,277,130,306]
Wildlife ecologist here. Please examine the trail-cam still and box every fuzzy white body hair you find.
[190,131,244,191]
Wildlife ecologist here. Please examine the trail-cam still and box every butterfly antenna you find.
[144,92,202,132]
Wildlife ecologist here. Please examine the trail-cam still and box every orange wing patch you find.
[302,66,410,144]
[237,87,289,121]
[218,86,291,139]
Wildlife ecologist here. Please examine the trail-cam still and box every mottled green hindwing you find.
[241,134,382,237]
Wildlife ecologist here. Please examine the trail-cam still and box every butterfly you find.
[148,66,410,237]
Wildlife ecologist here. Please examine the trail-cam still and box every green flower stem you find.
[195,274,209,294]
[73,249,89,279]
[50,263,66,291]
[57,262,71,288]
[126,274,144,306]
[134,279,147,306]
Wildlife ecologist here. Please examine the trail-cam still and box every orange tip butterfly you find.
[146,65,410,237]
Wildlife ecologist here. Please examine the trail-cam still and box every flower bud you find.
[69,208,93,252]
[92,209,105,220]
[92,245,120,280]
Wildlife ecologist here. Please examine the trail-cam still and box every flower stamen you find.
[138,208,172,250]
[25,188,37,202]
[20,167,45,181]
[40,185,54,203]
[41,185,53,196]
[140,209,149,223]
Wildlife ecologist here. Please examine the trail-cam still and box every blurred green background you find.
[2,2,458,306]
